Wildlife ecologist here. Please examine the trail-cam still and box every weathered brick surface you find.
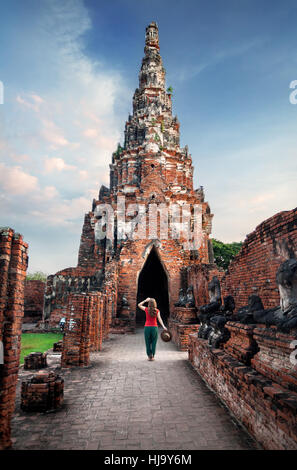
[24,352,47,370]
[43,267,103,327]
[189,334,297,449]
[223,322,260,365]
[188,263,224,309]
[21,371,63,412]
[188,208,297,314]
[186,209,297,450]
[169,319,199,351]
[0,227,28,450]
[168,306,199,350]
[24,280,45,322]
[43,22,214,334]
[221,208,297,311]
[171,306,197,324]
[251,326,297,393]
[61,292,104,368]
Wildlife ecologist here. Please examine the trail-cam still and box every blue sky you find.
[0,0,296,274]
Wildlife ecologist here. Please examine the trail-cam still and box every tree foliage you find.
[211,239,243,271]
[26,271,48,281]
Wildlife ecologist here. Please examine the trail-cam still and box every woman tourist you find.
[138,297,167,361]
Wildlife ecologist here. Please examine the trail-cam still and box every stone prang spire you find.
[44,23,214,332]
[109,21,194,195]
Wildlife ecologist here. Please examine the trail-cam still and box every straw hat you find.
[161,329,172,342]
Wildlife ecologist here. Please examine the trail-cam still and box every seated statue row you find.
[234,258,297,332]
[197,276,235,345]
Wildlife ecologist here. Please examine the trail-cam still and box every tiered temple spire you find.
[109,21,194,196]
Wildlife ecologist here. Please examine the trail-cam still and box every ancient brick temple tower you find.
[44,22,214,331]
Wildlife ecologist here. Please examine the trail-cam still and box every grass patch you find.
[20,333,63,365]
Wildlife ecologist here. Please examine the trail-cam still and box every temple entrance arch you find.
[136,246,170,325]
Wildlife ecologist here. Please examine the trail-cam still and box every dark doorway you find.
[136,247,169,325]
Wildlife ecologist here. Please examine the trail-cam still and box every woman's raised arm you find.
[138,297,150,311]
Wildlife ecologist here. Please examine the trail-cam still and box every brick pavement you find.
[11,329,259,450]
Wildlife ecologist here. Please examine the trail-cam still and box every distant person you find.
[138,297,167,361]
[59,317,66,332]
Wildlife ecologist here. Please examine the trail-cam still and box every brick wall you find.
[188,263,224,308]
[43,266,103,327]
[221,208,297,311]
[189,332,297,449]
[186,208,297,449]
[0,228,28,450]
[188,208,297,313]
[24,280,45,322]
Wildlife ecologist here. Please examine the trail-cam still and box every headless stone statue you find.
[208,295,235,348]
[198,276,222,339]
[185,286,195,308]
[199,276,222,315]
[253,258,297,331]
[235,295,265,324]
[174,288,186,307]
[220,295,235,316]
[233,258,297,332]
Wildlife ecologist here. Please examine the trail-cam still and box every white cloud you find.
[43,186,59,199]
[0,0,129,253]
[41,119,71,148]
[209,139,297,243]
[79,170,88,179]
[44,157,76,172]
[16,93,45,112]
[0,163,39,195]
[83,128,99,138]
[30,196,91,227]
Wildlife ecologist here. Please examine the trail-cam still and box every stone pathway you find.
[11,329,259,450]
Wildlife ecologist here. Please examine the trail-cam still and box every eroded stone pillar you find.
[0,228,28,450]
[61,291,103,367]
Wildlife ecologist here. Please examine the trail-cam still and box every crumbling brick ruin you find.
[43,22,213,338]
[0,228,28,450]
[35,22,297,449]
[21,371,64,412]
[61,292,105,368]
[189,208,297,449]
[189,208,297,311]
[24,280,45,324]
[24,352,47,370]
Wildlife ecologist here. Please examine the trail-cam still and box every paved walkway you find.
[11,329,258,450]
